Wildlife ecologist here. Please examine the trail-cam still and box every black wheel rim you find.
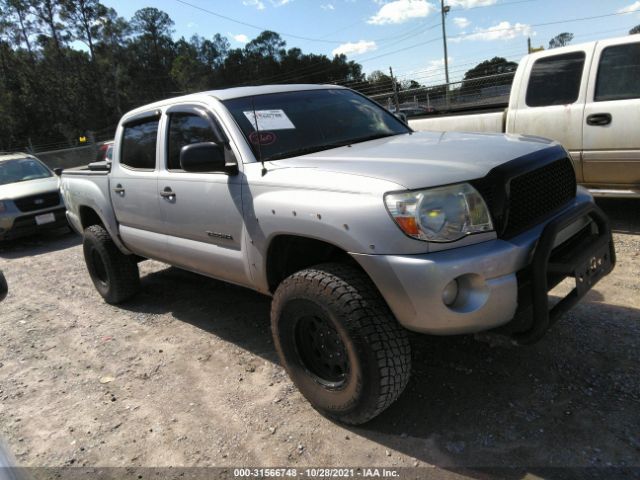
[295,314,350,387]
[90,248,108,287]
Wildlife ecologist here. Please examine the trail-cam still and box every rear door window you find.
[526,52,586,107]
[595,42,640,102]
[121,118,159,170]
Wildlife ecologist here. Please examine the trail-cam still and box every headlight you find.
[384,183,493,242]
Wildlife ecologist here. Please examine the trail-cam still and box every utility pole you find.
[527,37,532,54]
[390,66,400,112]
[440,0,450,109]
[440,0,450,85]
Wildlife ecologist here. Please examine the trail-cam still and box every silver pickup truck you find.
[61,84,615,424]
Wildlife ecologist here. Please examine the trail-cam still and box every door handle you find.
[586,113,612,126]
[113,184,125,195]
[160,187,176,199]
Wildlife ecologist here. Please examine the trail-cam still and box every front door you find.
[156,104,250,287]
[582,38,640,190]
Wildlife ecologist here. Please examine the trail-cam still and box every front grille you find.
[473,157,576,238]
[4,207,67,239]
[505,158,576,237]
[14,191,61,212]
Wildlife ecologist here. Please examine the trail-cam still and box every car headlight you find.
[384,183,493,242]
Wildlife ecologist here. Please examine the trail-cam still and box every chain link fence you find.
[368,71,515,114]
[1,126,116,170]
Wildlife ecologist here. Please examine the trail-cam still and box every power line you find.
[231,20,441,87]
[223,8,634,89]
[450,0,537,12]
[448,10,634,42]
[173,0,347,44]
[310,0,539,43]
[172,0,540,49]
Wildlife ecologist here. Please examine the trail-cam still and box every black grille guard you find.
[511,202,616,345]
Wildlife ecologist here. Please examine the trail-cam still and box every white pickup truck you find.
[61,85,615,424]
[410,35,640,198]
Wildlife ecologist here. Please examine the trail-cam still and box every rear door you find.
[110,111,169,261]
[510,46,593,180]
[156,104,250,287]
[582,37,640,190]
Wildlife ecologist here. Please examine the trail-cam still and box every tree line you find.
[0,1,368,150]
[4,1,633,151]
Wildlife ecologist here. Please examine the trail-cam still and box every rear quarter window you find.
[526,52,586,107]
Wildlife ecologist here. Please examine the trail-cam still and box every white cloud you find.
[231,33,249,43]
[421,57,453,84]
[448,0,497,7]
[186,22,197,29]
[270,0,293,6]
[332,40,377,56]
[368,0,435,25]
[321,3,335,10]
[243,0,265,10]
[455,21,532,42]
[453,17,470,29]
[618,1,640,13]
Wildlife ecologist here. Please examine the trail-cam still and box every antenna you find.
[250,98,267,176]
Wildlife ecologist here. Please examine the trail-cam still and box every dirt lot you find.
[0,199,638,480]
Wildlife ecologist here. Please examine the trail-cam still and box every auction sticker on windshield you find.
[243,110,295,130]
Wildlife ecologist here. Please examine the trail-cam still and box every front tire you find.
[83,225,139,304]
[271,263,411,425]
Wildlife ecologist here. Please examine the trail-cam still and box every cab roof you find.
[123,84,346,120]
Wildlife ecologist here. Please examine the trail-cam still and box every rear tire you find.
[83,225,139,304]
[271,263,411,425]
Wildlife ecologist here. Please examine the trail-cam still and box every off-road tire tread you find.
[272,262,411,424]
[83,225,139,304]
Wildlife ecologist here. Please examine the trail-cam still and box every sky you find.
[100,0,640,86]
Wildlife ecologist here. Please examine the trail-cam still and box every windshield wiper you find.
[346,132,399,146]
[263,132,400,161]
[263,142,348,161]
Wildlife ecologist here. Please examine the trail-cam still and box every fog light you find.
[442,279,459,306]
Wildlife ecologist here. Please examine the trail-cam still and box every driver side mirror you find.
[53,167,63,176]
[180,142,237,175]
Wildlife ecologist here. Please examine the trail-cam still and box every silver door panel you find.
[119,225,170,263]
[166,234,251,287]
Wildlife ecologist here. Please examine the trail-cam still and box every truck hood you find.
[0,176,60,201]
[272,131,559,190]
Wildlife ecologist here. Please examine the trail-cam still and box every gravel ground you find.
[0,199,638,480]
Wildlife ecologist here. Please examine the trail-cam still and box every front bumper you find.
[0,207,68,240]
[352,191,614,339]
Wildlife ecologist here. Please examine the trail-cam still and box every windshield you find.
[0,158,53,186]
[223,89,410,161]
